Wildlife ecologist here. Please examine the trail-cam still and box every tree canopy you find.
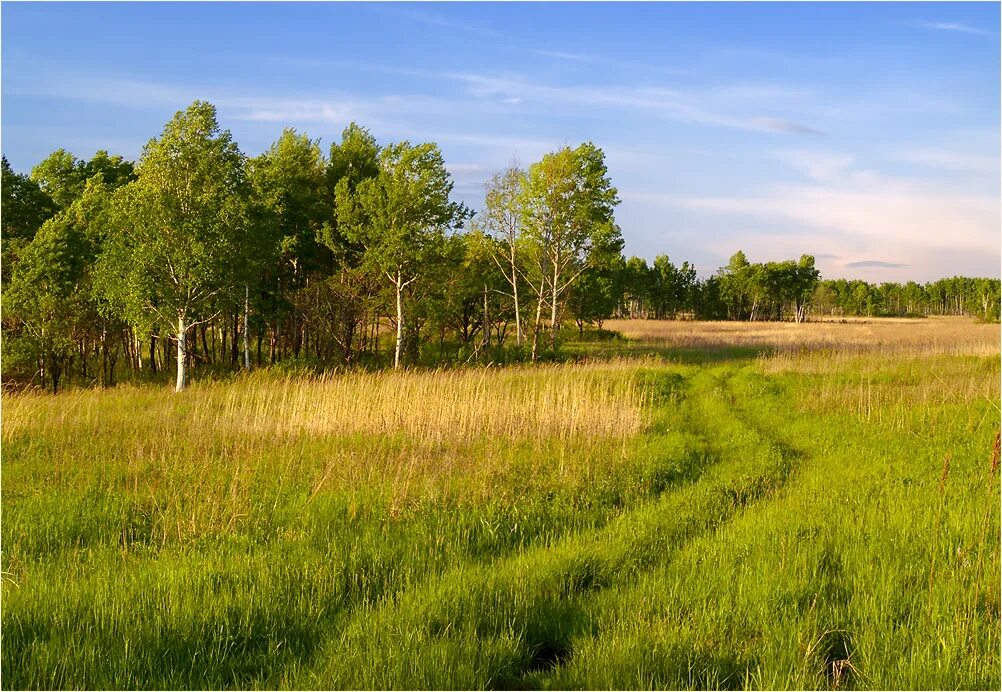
[2,99,997,393]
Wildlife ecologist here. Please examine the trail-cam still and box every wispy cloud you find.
[749,118,824,136]
[623,180,1000,281]
[775,150,855,181]
[530,48,688,75]
[424,131,562,156]
[896,147,1000,174]
[624,155,1000,281]
[915,20,995,36]
[234,55,440,81]
[845,260,909,269]
[4,67,512,131]
[451,72,824,135]
[367,4,502,39]
[659,180,997,251]
[534,49,593,62]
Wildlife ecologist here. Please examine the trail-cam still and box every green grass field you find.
[2,318,999,689]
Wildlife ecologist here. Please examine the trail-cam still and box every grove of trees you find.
[2,101,999,393]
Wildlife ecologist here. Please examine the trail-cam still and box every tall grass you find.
[606,315,1000,358]
[3,360,649,444]
[1,318,998,689]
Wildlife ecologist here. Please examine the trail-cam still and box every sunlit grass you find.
[2,318,998,689]
[606,315,1000,357]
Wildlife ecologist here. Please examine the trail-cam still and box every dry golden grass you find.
[2,360,649,447]
[212,362,649,443]
[606,316,1000,358]
[0,361,653,534]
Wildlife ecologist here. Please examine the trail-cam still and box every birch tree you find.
[31,149,134,211]
[522,143,621,355]
[5,179,111,392]
[1,156,57,283]
[792,254,820,323]
[96,101,251,391]
[333,140,467,368]
[480,163,527,345]
[248,129,330,364]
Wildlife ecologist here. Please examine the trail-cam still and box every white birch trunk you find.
[550,257,560,350]
[175,313,187,393]
[394,271,404,370]
[243,285,251,370]
[512,259,523,345]
[530,276,546,362]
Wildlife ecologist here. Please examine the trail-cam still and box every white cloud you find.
[450,72,824,135]
[530,49,689,76]
[533,49,593,62]
[916,20,995,36]
[896,148,1000,174]
[664,181,997,252]
[775,150,855,181]
[368,5,503,39]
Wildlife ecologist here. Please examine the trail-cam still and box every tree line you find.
[2,101,998,393]
[611,252,1000,323]
[2,101,621,392]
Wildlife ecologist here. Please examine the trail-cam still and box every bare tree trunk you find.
[243,285,251,369]
[175,314,187,393]
[124,331,136,371]
[101,329,108,386]
[482,283,491,351]
[231,311,239,366]
[550,260,561,351]
[394,271,404,370]
[201,324,212,365]
[274,277,282,363]
[49,353,62,394]
[531,278,546,362]
[511,256,522,345]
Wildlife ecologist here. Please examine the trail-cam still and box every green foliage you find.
[1,156,58,282]
[320,123,381,264]
[714,251,821,322]
[4,178,115,391]
[2,100,997,390]
[520,143,622,353]
[30,148,134,210]
[96,103,250,334]
[568,267,618,330]
[332,138,470,367]
[816,275,1001,320]
[336,140,466,280]
[248,128,330,276]
[521,143,621,278]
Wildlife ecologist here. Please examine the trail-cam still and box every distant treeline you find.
[2,100,999,393]
[610,252,1001,323]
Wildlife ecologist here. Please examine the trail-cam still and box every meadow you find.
[2,317,999,690]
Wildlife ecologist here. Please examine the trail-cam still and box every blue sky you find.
[3,1,999,281]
